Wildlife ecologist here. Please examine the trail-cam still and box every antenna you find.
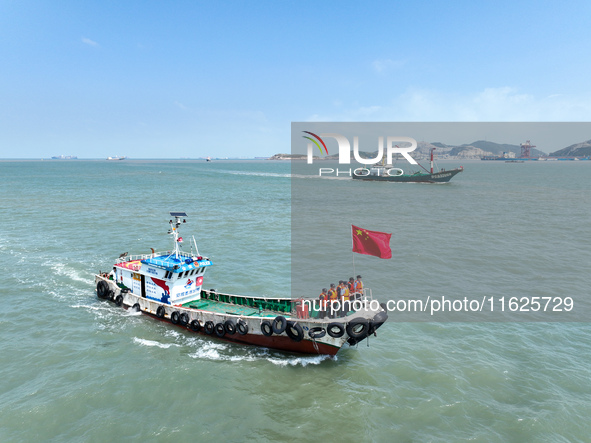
[193,235,200,257]
[169,212,188,258]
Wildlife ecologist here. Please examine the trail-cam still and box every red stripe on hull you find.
[138,308,340,356]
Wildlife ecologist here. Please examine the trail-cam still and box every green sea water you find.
[0,159,590,442]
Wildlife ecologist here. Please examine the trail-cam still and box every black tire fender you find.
[285,321,304,342]
[308,327,326,339]
[190,319,201,332]
[115,295,123,306]
[132,303,140,312]
[179,312,189,326]
[346,318,369,340]
[272,315,287,335]
[236,320,249,335]
[204,321,215,334]
[96,280,110,299]
[171,311,180,324]
[368,311,388,334]
[214,323,226,337]
[260,320,273,337]
[327,322,345,338]
[156,306,166,319]
[224,320,236,335]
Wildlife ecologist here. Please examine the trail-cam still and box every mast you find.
[168,212,188,258]
[430,148,435,174]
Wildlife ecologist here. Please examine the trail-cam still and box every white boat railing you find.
[114,250,198,264]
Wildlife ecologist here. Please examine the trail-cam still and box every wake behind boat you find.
[352,148,463,183]
[94,212,388,355]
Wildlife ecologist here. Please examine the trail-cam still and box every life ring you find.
[285,321,304,342]
[327,322,345,338]
[224,320,236,335]
[308,327,326,339]
[156,306,165,319]
[190,319,201,332]
[115,295,123,306]
[236,320,249,335]
[179,312,189,326]
[171,311,180,324]
[346,318,369,340]
[272,315,287,335]
[214,323,226,337]
[96,280,110,299]
[260,320,273,336]
[132,303,140,312]
[204,321,215,334]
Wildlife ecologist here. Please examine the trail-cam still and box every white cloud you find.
[372,58,405,74]
[82,37,99,47]
[306,87,591,122]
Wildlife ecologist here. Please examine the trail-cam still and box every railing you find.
[114,250,197,264]
[197,287,374,318]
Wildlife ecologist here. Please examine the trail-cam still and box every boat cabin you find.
[112,212,212,305]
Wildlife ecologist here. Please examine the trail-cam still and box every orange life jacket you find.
[343,287,350,301]
[328,289,337,300]
[355,280,363,293]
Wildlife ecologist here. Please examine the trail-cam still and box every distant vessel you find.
[51,155,77,160]
[94,212,388,355]
[482,140,537,160]
[206,157,212,162]
[107,156,127,161]
[352,148,463,183]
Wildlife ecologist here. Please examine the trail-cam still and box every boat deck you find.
[181,298,280,318]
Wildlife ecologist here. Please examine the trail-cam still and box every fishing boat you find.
[352,148,463,183]
[94,212,388,355]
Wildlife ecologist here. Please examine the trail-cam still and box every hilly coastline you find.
[275,138,591,160]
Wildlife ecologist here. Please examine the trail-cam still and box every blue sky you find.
[1,0,591,158]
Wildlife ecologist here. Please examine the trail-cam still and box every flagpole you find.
[351,225,356,278]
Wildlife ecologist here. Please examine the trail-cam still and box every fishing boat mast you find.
[168,212,187,258]
[430,147,436,173]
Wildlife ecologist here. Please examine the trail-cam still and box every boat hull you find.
[352,167,463,183]
[141,307,341,355]
[95,276,386,356]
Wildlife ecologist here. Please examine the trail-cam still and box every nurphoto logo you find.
[303,131,418,165]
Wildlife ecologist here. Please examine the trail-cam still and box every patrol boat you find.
[94,212,388,356]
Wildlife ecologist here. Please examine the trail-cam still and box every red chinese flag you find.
[352,225,392,259]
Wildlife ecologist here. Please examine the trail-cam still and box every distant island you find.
[550,139,591,157]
